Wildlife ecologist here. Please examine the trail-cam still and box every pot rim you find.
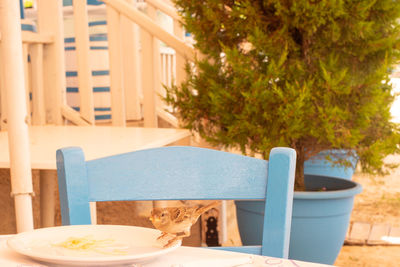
[294,176,363,199]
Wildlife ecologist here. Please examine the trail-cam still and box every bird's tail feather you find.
[195,201,220,215]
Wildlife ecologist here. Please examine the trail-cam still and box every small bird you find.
[149,201,219,248]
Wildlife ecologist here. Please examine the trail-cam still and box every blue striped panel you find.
[67,87,79,93]
[63,0,104,6]
[64,37,75,43]
[66,71,77,77]
[95,114,111,120]
[89,20,107,27]
[94,107,111,111]
[66,87,110,93]
[70,107,111,112]
[92,70,109,76]
[65,46,108,51]
[93,87,110,92]
[90,46,108,50]
[90,35,107,42]
[64,35,108,43]
[21,24,36,32]
[66,70,109,77]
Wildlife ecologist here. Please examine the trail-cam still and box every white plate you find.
[7,225,181,266]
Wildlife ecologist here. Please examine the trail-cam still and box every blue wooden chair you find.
[56,146,296,258]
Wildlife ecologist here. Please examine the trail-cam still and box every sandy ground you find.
[336,246,400,267]
[334,155,400,267]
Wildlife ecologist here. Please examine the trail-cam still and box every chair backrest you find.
[56,146,296,258]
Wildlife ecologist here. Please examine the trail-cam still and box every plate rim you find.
[7,224,181,264]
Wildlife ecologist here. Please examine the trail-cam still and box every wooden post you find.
[167,52,173,87]
[73,0,95,124]
[158,48,174,107]
[0,0,34,232]
[161,53,166,86]
[106,5,126,126]
[121,0,141,121]
[37,0,66,125]
[22,43,31,125]
[173,19,186,87]
[141,4,159,127]
[30,44,46,125]
[0,46,7,130]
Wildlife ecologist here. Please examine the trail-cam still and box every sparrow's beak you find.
[151,217,161,224]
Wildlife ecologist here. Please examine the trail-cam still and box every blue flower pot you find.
[235,175,362,265]
[304,150,358,180]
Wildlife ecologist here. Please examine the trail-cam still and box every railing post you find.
[173,19,187,87]
[141,4,159,127]
[106,5,126,126]
[167,51,173,88]
[73,0,95,124]
[22,43,31,125]
[0,46,7,130]
[30,44,46,125]
[121,0,142,121]
[159,47,174,106]
[37,0,66,125]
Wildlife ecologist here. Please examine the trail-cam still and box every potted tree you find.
[166,0,400,264]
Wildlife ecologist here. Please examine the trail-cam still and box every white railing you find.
[1,10,73,130]
[63,0,194,127]
[103,0,195,127]
[160,47,175,89]
[1,0,193,129]
[1,0,88,129]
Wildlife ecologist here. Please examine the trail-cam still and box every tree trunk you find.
[294,151,306,191]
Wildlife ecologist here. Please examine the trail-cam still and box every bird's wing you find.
[170,207,191,223]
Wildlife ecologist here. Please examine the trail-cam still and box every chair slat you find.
[86,146,268,201]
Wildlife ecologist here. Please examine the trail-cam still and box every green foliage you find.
[166,0,400,190]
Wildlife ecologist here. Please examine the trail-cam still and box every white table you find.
[0,236,332,267]
[0,126,191,227]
